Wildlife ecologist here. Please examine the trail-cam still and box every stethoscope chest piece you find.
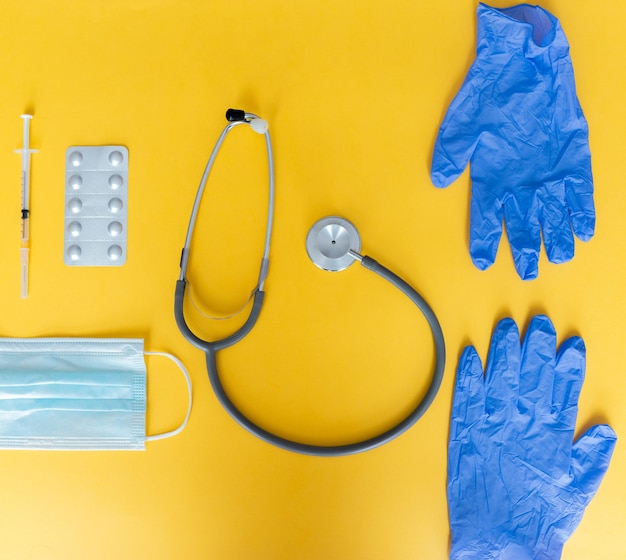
[306,216,361,272]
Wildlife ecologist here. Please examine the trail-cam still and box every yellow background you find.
[0,0,624,558]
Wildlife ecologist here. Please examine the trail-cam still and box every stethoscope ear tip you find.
[250,118,269,134]
[225,108,246,122]
[225,109,268,134]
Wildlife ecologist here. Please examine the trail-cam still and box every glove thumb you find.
[570,424,617,502]
[431,80,481,188]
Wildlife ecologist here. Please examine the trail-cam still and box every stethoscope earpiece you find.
[225,108,246,122]
[225,108,268,134]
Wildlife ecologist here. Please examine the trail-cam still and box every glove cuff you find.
[476,3,568,55]
[450,535,565,560]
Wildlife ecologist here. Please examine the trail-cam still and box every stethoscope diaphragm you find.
[306,216,361,272]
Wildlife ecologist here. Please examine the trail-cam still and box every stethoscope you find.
[175,109,445,456]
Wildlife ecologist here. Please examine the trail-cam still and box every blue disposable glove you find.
[431,4,594,280]
[448,315,616,560]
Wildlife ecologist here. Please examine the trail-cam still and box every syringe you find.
[15,114,37,299]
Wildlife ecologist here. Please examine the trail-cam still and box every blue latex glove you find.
[431,4,594,280]
[448,315,616,560]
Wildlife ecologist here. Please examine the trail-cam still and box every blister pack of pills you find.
[64,146,128,266]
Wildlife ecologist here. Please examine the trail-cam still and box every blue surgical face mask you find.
[0,338,192,451]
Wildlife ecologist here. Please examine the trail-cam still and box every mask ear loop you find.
[144,351,193,441]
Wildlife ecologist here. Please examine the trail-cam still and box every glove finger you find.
[431,78,481,188]
[502,193,541,280]
[450,346,486,437]
[552,335,585,422]
[571,424,617,503]
[519,315,556,413]
[545,336,586,474]
[484,318,520,417]
[448,346,486,516]
[539,183,575,264]
[469,186,503,271]
[565,175,595,241]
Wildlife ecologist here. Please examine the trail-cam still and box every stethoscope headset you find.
[175,109,445,456]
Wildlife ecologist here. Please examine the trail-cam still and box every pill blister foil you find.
[64,146,128,266]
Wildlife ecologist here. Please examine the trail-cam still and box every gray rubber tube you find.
[176,256,445,456]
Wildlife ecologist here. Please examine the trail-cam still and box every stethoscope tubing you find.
[174,279,265,353]
[175,256,445,456]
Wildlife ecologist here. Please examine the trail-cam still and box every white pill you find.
[68,175,83,190]
[69,151,83,166]
[67,245,82,261]
[108,245,123,260]
[109,151,124,166]
[109,174,123,189]
[108,221,123,237]
[108,198,123,213]
[68,198,83,213]
[68,221,82,237]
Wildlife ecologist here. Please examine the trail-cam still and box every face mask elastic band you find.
[144,351,193,442]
